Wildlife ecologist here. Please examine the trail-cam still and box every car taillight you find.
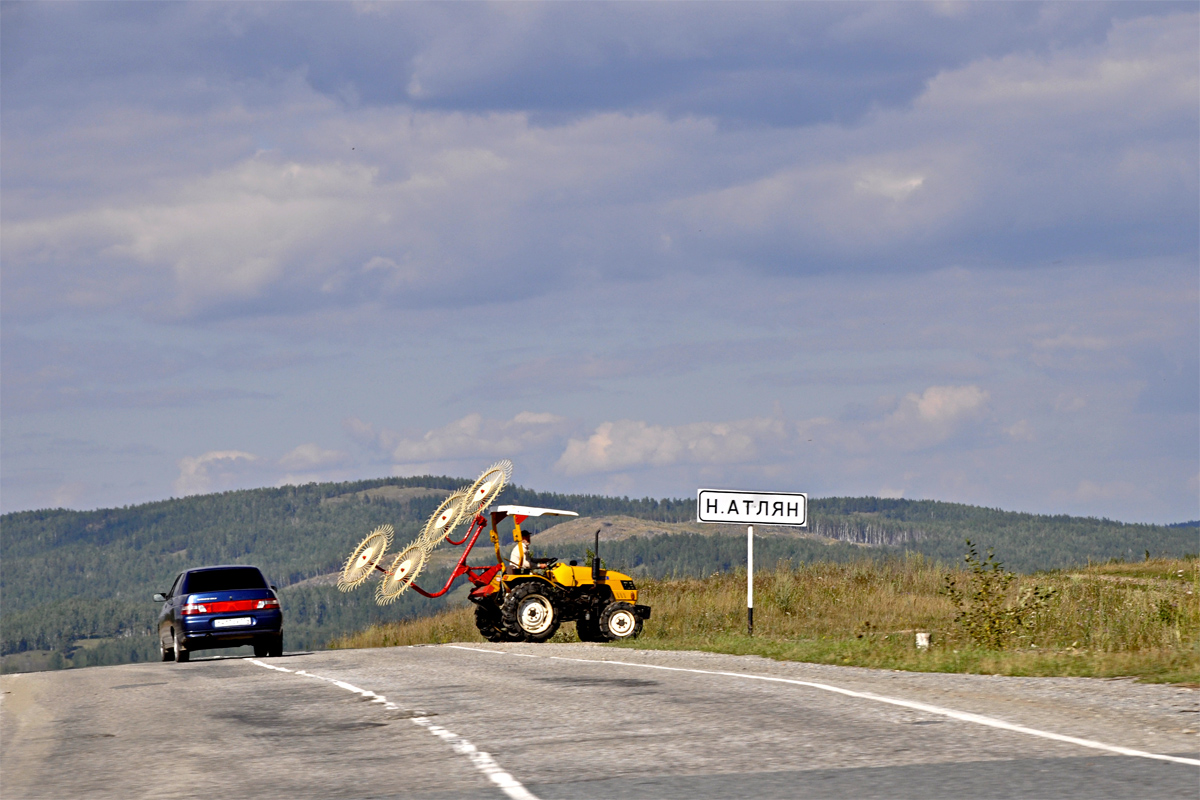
[181,598,277,615]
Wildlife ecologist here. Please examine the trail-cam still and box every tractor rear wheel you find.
[599,601,643,641]
[474,601,514,643]
[501,582,561,643]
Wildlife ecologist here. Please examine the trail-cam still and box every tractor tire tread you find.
[501,581,562,643]
[599,600,643,641]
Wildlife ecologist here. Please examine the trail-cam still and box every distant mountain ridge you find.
[2,475,1195,673]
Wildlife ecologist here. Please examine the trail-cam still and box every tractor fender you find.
[501,575,558,592]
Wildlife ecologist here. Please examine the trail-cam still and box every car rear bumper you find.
[180,610,282,649]
[181,628,280,649]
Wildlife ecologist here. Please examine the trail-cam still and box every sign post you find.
[696,489,807,637]
[747,526,754,635]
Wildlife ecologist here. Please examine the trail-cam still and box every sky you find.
[2,1,1197,523]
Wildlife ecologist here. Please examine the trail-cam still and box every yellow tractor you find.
[469,505,651,643]
[336,462,649,643]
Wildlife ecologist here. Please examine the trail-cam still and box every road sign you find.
[696,489,807,527]
[697,488,807,637]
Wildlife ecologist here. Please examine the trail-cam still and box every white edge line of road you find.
[245,658,540,800]
[444,645,1200,768]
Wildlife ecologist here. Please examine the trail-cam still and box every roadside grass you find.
[330,554,1199,684]
[333,606,479,649]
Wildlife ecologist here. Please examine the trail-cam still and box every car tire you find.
[268,634,283,658]
[173,629,189,663]
[501,582,561,643]
[599,601,643,641]
[160,636,174,662]
[253,638,270,658]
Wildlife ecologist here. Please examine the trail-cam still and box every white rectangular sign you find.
[697,489,807,527]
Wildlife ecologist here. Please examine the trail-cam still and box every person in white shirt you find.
[509,531,532,572]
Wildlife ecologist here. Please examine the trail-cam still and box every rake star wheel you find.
[375,545,427,604]
[338,525,394,592]
[417,490,469,549]
[457,459,512,523]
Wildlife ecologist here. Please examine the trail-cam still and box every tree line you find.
[3,475,1195,672]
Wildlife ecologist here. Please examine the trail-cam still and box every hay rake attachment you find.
[337,460,512,605]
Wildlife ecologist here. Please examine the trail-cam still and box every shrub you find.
[943,540,1055,649]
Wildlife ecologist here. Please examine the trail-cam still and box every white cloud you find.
[1006,420,1035,442]
[1054,394,1088,413]
[5,14,1194,324]
[175,445,353,495]
[1035,333,1109,351]
[49,482,90,508]
[855,171,925,201]
[908,384,989,424]
[672,13,1196,264]
[1061,478,1153,506]
[1,7,1195,525]
[825,385,991,453]
[920,13,1198,116]
[278,443,347,470]
[4,158,389,317]
[882,384,989,447]
[174,450,258,496]
[556,417,791,476]
[360,411,573,466]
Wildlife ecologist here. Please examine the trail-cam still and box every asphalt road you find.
[3,643,1197,799]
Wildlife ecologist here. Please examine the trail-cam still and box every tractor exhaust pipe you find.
[592,528,602,582]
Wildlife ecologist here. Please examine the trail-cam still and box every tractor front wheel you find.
[599,601,643,641]
[501,583,561,643]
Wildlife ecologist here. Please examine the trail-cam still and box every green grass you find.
[331,555,1200,684]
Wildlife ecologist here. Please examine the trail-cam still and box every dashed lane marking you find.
[443,645,1200,768]
[245,658,539,800]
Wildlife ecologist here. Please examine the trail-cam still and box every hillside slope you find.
[2,476,1195,673]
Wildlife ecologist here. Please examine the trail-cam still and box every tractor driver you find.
[508,530,532,572]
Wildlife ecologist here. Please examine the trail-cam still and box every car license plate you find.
[213,617,254,628]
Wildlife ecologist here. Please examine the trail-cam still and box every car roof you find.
[184,565,264,573]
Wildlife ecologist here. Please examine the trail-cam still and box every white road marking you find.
[447,645,506,655]
[245,658,540,800]
[443,646,1200,767]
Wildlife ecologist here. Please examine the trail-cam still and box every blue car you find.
[155,565,283,662]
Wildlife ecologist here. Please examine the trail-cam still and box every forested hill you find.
[2,475,1195,673]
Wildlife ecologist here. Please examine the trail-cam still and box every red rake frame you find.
[372,514,502,599]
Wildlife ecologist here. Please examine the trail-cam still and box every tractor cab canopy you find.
[489,505,578,526]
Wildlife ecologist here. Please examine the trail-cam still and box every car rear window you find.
[183,567,268,593]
